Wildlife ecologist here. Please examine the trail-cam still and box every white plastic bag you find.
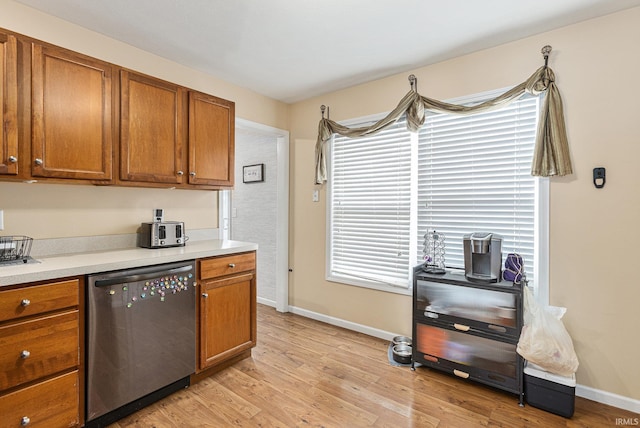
[517,286,579,376]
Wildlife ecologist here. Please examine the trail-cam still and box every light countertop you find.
[0,239,258,287]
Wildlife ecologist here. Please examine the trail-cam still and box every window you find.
[328,119,413,289]
[328,89,547,296]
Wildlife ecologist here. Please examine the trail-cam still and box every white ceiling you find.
[14,0,640,103]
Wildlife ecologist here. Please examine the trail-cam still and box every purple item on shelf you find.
[503,253,524,283]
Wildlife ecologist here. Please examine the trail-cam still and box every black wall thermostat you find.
[593,167,606,189]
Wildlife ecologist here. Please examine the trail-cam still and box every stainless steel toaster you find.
[137,222,186,248]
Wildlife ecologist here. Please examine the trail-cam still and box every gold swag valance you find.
[314,48,572,184]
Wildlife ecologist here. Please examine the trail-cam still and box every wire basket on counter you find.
[0,236,33,263]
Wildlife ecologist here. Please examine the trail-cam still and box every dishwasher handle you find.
[93,263,194,287]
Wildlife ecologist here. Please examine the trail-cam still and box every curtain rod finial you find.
[320,104,326,118]
[541,45,552,67]
[408,74,417,92]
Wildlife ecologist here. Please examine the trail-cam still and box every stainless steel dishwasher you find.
[86,260,196,427]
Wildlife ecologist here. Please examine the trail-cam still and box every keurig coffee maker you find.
[463,232,502,282]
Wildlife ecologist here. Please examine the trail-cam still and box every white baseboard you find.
[286,305,640,414]
[576,384,640,414]
[257,296,276,308]
[288,305,400,342]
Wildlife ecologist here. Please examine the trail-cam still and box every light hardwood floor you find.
[109,304,639,427]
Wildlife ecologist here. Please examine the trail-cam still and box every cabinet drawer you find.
[0,311,79,391]
[413,322,520,393]
[0,370,79,428]
[415,278,521,338]
[199,252,256,280]
[0,279,79,323]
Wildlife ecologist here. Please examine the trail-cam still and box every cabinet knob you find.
[21,416,30,426]
[20,350,31,359]
[8,155,17,163]
[228,263,236,268]
[34,158,43,166]
[20,299,31,307]
[189,171,196,177]
[202,293,208,298]
[177,170,184,176]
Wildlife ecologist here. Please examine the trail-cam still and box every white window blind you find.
[417,95,539,279]
[328,92,542,291]
[329,119,413,287]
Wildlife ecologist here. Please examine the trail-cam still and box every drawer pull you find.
[20,299,31,307]
[228,263,236,268]
[453,369,470,379]
[202,293,209,298]
[20,350,31,359]
[453,323,470,332]
[423,354,438,363]
[21,416,30,426]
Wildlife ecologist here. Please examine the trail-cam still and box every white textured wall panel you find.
[233,129,278,302]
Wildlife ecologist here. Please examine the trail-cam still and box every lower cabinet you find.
[0,251,256,425]
[197,252,257,372]
[0,371,79,428]
[0,277,82,428]
[0,311,79,390]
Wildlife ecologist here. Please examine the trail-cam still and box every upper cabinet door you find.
[31,44,113,181]
[0,33,18,176]
[120,70,186,185]
[188,91,234,187]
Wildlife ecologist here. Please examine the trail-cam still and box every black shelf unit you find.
[411,265,524,405]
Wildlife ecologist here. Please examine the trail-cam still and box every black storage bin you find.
[524,364,576,418]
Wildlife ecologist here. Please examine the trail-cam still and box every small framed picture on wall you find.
[243,163,264,183]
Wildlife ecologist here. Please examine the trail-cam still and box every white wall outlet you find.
[0,210,4,230]
[312,190,319,202]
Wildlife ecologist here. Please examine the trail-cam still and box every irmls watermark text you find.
[616,417,639,426]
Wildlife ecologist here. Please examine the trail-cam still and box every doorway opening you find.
[220,119,289,312]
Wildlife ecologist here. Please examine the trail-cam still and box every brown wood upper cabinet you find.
[119,74,235,188]
[120,70,187,185]
[188,91,234,187]
[0,32,18,176]
[0,27,236,189]
[31,44,113,181]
